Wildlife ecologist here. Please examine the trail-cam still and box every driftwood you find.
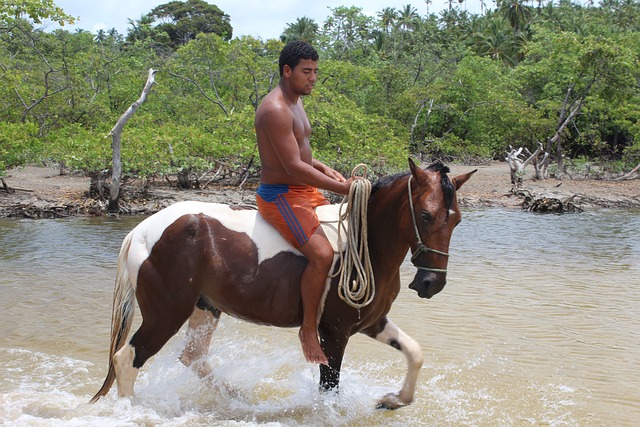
[0,200,105,219]
[514,189,583,213]
[1,177,36,194]
[505,142,549,187]
[615,163,640,181]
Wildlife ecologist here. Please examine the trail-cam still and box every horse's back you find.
[128,201,346,269]
[121,200,349,325]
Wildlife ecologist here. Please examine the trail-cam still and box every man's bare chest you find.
[290,105,311,142]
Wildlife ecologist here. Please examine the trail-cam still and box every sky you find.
[51,0,485,40]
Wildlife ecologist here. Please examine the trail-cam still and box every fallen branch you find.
[514,188,583,213]
[615,163,640,181]
[201,166,223,189]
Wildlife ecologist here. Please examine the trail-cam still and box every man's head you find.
[279,41,319,78]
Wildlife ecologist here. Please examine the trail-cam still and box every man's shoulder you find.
[256,92,291,122]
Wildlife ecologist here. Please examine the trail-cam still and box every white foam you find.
[0,333,584,426]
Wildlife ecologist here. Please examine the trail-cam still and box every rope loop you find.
[331,164,375,309]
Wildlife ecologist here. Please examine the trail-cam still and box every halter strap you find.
[407,176,449,273]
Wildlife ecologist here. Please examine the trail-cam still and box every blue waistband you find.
[256,183,290,202]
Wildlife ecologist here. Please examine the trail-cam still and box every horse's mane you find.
[372,160,455,212]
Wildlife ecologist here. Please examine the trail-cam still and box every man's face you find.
[286,59,318,96]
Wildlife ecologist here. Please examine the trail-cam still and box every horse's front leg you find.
[318,326,349,391]
[364,317,424,410]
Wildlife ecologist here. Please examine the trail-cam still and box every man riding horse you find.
[255,41,355,365]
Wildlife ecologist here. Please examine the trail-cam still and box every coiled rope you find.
[331,164,375,309]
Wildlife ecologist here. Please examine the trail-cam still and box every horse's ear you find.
[408,157,421,179]
[452,169,477,190]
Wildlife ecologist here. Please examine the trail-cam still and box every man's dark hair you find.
[279,41,319,77]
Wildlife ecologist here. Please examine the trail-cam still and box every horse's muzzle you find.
[409,270,446,299]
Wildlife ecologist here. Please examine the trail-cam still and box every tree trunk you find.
[177,170,192,189]
[89,172,104,199]
[1,177,11,193]
[547,86,584,178]
[107,68,157,212]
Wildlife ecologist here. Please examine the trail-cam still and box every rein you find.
[407,176,449,273]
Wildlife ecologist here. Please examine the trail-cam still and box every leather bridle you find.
[407,176,449,273]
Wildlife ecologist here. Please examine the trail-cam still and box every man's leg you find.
[297,227,334,365]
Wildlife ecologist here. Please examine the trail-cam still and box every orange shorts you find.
[256,184,329,248]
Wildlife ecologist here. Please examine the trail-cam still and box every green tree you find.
[319,6,376,61]
[417,55,536,158]
[125,14,155,43]
[2,0,639,184]
[146,0,232,49]
[306,85,407,174]
[280,17,318,44]
[497,0,532,65]
[398,4,419,31]
[0,122,40,179]
[471,17,515,65]
[378,7,398,34]
[517,28,638,171]
[0,0,74,27]
[598,0,640,32]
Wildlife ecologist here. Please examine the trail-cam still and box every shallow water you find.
[1,208,639,426]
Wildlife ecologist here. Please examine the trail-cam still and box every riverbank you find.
[1,162,638,218]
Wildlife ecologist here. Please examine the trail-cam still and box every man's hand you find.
[324,166,346,182]
[313,160,346,182]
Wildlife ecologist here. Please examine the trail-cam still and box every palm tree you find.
[471,18,515,65]
[126,15,155,43]
[95,29,107,43]
[497,0,532,65]
[378,7,398,34]
[280,16,318,44]
[398,4,419,31]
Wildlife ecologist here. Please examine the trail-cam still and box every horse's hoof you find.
[376,393,407,410]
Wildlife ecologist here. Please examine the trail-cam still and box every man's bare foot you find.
[299,328,328,365]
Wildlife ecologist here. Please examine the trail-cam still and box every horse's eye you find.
[421,211,432,223]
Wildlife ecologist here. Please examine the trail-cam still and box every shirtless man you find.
[255,41,353,365]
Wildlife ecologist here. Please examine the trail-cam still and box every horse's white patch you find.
[113,343,139,398]
[375,319,424,404]
[127,201,348,284]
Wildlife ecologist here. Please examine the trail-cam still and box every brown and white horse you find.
[91,159,475,409]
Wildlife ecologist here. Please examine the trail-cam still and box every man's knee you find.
[317,245,334,270]
[303,236,334,271]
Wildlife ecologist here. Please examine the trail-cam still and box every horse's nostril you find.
[421,276,434,288]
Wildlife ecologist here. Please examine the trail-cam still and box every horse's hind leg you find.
[114,277,200,398]
[113,343,139,398]
[179,303,221,378]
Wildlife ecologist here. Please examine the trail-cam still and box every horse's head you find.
[405,159,475,299]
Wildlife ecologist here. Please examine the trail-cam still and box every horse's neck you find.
[366,185,410,276]
[316,186,410,277]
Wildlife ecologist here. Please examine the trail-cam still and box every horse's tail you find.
[90,230,137,403]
